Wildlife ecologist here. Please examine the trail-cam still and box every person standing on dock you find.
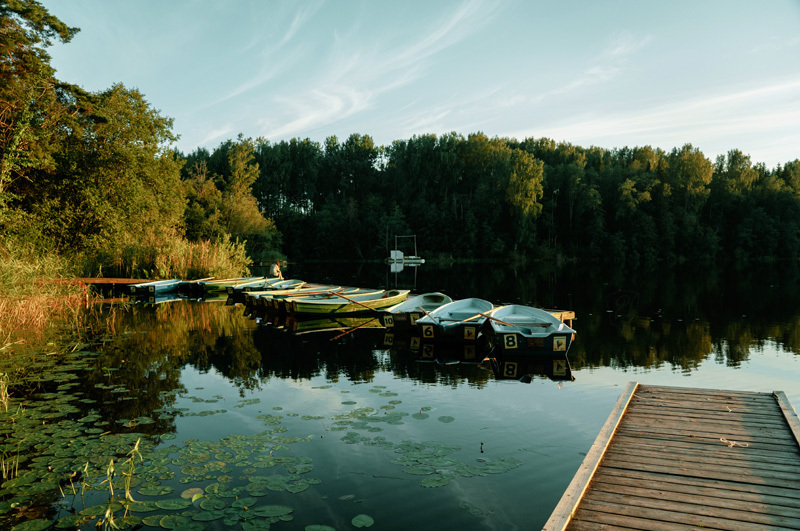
[270,261,284,280]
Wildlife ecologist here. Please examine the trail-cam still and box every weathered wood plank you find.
[568,513,700,531]
[619,414,799,443]
[597,466,800,502]
[775,391,800,446]
[573,498,799,531]
[548,384,800,531]
[639,384,775,399]
[604,444,800,476]
[581,490,800,529]
[624,404,789,426]
[616,425,799,452]
[610,434,800,466]
[542,381,638,531]
[592,470,800,509]
[610,432,800,460]
[588,481,800,520]
[600,455,800,488]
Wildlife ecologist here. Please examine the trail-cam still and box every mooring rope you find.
[719,437,749,448]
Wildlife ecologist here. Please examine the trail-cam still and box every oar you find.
[478,313,553,328]
[328,290,378,312]
[478,312,514,327]
[330,317,378,341]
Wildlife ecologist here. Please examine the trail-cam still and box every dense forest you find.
[2,1,799,280]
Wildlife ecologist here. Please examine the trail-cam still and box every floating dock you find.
[544,383,800,530]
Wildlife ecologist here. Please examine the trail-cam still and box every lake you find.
[1,261,799,530]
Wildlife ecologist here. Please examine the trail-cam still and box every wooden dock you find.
[544,383,800,530]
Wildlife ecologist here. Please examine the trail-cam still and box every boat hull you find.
[485,305,576,355]
[288,290,410,315]
[414,298,494,342]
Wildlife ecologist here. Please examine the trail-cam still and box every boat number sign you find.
[383,333,394,347]
[421,324,435,338]
[503,362,518,378]
[383,315,394,327]
[463,326,477,341]
[502,334,518,349]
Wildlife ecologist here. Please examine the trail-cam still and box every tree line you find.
[183,133,800,268]
[3,1,799,279]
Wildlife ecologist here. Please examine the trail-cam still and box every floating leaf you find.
[232,497,257,509]
[437,416,455,423]
[181,487,204,499]
[200,497,227,511]
[138,485,173,496]
[306,526,336,531]
[421,475,451,488]
[252,505,293,517]
[155,498,192,510]
[411,413,429,420]
[351,514,375,528]
[159,514,192,529]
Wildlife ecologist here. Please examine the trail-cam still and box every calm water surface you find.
[2,262,799,530]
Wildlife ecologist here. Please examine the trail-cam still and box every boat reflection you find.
[480,352,574,383]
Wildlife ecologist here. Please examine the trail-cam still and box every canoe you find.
[200,276,265,294]
[483,304,576,354]
[414,298,494,342]
[129,279,181,296]
[379,292,453,329]
[287,289,410,315]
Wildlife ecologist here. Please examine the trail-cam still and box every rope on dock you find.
[719,437,749,447]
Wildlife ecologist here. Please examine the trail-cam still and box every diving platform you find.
[544,383,800,530]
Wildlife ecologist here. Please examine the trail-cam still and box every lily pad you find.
[181,487,205,499]
[159,514,192,529]
[437,416,455,423]
[11,519,51,531]
[155,498,192,510]
[252,505,293,517]
[352,514,375,528]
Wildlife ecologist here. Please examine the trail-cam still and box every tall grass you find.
[0,241,88,338]
[78,228,251,280]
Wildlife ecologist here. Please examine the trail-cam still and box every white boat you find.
[414,297,494,342]
[484,304,576,354]
[380,292,453,329]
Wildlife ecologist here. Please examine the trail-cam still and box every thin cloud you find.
[508,77,800,164]
[260,0,499,140]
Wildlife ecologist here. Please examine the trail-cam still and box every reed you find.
[0,242,88,337]
[78,228,251,280]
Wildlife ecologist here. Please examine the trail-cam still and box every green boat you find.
[287,289,410,315]
[199,276,265,294]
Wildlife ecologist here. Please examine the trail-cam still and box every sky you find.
[41,0,800,168]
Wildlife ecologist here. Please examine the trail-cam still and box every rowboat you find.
[129,279,181,296]
[229,278,304,303]
[483,304,576,354]
[247,285,364,313]
[199,276,265,294]
[379,292,453,329]
[414,298,494,342]
[287,289,410,315]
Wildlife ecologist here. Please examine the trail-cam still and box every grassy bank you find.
[0,243,89,340]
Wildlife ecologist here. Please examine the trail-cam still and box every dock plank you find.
[543,383,800,531]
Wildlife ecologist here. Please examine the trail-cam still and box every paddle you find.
[330,317,378,341]
[328,290,379,312]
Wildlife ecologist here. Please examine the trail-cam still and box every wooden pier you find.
[544,383,800,530]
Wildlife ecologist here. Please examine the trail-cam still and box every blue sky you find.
[42,0,800,168]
